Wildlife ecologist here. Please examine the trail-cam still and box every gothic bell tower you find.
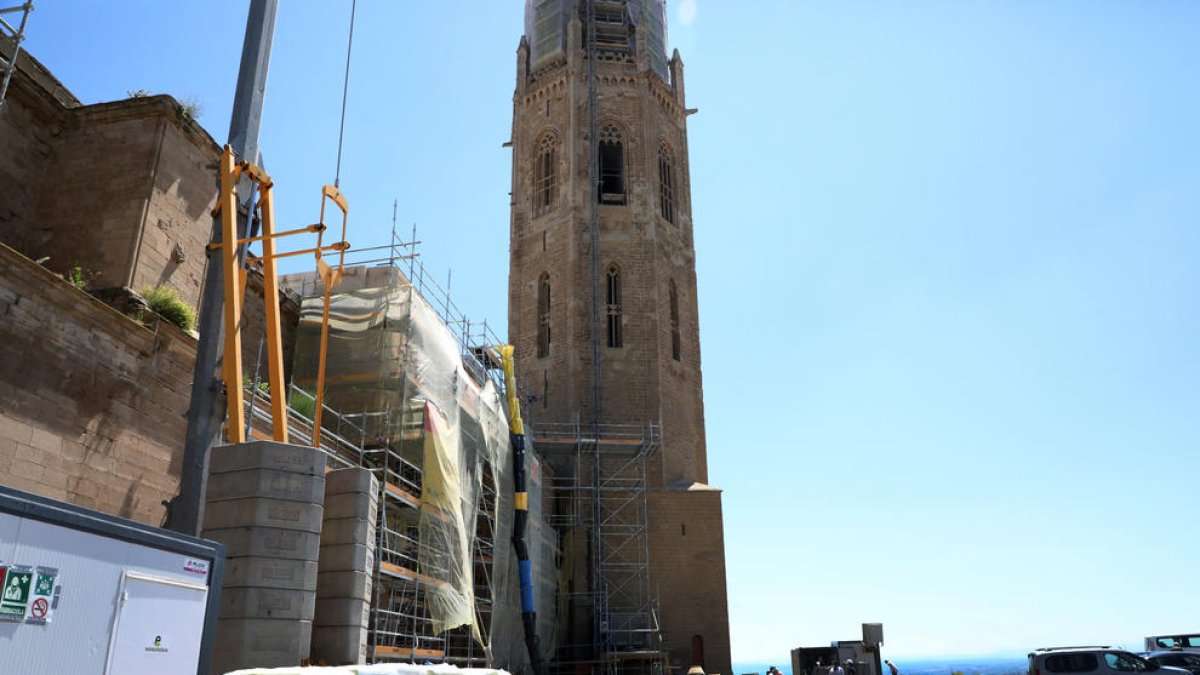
[507,2,731,673]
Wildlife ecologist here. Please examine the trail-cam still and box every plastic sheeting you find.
[523,0,670,81]
[524,0,571,70]
[638,0,670,80]
[289,266,556,673]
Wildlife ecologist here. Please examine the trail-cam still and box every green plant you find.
[288,389,317,420]
[66,265,95,290]
[141,285,196,331]
[177,96,202,120]
[126,88,150,98]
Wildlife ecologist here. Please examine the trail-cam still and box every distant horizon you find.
[732,637,1159,671]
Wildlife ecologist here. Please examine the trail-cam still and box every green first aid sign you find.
[0,568,32,618]
[33,569,55,596]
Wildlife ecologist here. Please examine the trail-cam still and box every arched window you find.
[606,264,623,348]
[669,280,681,361]
[533,132,557,217]
[658,142,676,224]
[537,273,551,357]
[598,123,625,204]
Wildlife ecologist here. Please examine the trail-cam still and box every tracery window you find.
[669,279,681,361]
[658,143,676,224]
[606,264,623,348]
[533,132,557,217]
[598,123,625,204]
[537,273,551,357]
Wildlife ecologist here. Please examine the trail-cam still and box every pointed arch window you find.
[669,280,681,361]
[537,273,551,358]
[606,264,623,348]
[598,123,625,204]
[533,132,557,217]
[658,142,676,224]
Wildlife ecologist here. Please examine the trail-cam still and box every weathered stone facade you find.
[507,5,731,673]
[0,46,300,526]
[0,45,220,311]
[508,19,707,488]
[0,243,195,525]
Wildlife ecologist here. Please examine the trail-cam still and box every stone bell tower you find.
[507,1,731,673]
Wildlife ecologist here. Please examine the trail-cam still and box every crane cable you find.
[334,0,357,188]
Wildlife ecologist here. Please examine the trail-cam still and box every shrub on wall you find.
[141,285,196,331]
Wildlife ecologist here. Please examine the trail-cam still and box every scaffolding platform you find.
[533,420,668,675]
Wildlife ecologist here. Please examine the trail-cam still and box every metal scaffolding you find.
[240,229,552,670]
[534,418,667,675]
[0,2,33,109]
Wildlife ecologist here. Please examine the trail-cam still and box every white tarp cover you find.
[291,265,559,671]
[224,664,511,675]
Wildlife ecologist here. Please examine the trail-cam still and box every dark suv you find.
[1145,653,1200,675]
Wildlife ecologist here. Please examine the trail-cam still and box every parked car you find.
[1146,636,1200,654]
[1145,652,1200,675]
[1028,647,1192,675]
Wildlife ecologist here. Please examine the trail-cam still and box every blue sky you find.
[20,0,1200,663]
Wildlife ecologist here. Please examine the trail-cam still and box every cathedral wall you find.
[648,486,733,675]
[0,49,220,312]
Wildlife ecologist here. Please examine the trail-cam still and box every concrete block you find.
[313,597,370,628]
[203,526,322,562]
[206,468,325,504]
[319,516,376,547]
[317,544,374,573]
[204,497,324,533]
[322,491,378,520]
[324,467,379,496]
[220,586,316,621]
[311,624,369,666]
[211,618,312,673]
[209,440,326,476]
[223,556,319,590]
[316,570,373,600]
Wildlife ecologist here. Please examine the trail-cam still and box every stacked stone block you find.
[311,467,379,665]
[202,441,326,673]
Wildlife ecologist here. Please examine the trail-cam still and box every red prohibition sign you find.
[30,597,48,618]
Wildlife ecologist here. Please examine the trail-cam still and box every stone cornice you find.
[69,96,221,160]
[7,46,221,161]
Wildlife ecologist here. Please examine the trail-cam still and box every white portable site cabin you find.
[0,484,224,674]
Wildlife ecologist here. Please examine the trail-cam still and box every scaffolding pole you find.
[534,418,666,675]
[0,2,33,109]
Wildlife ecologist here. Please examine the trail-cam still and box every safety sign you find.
[29,597,48,619]
[0,566,33,621]
[26,567,58,624]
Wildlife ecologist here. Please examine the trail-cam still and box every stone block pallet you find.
[202,441,326,674]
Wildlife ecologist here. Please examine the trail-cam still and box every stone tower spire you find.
[508,2,731,672]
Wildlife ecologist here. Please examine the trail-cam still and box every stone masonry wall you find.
[0,46,220,313]
[648,487,733,675]
[0,244,195,525]
[507,31,707,487]
[0,73,59,255]
[0,253,305,529]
